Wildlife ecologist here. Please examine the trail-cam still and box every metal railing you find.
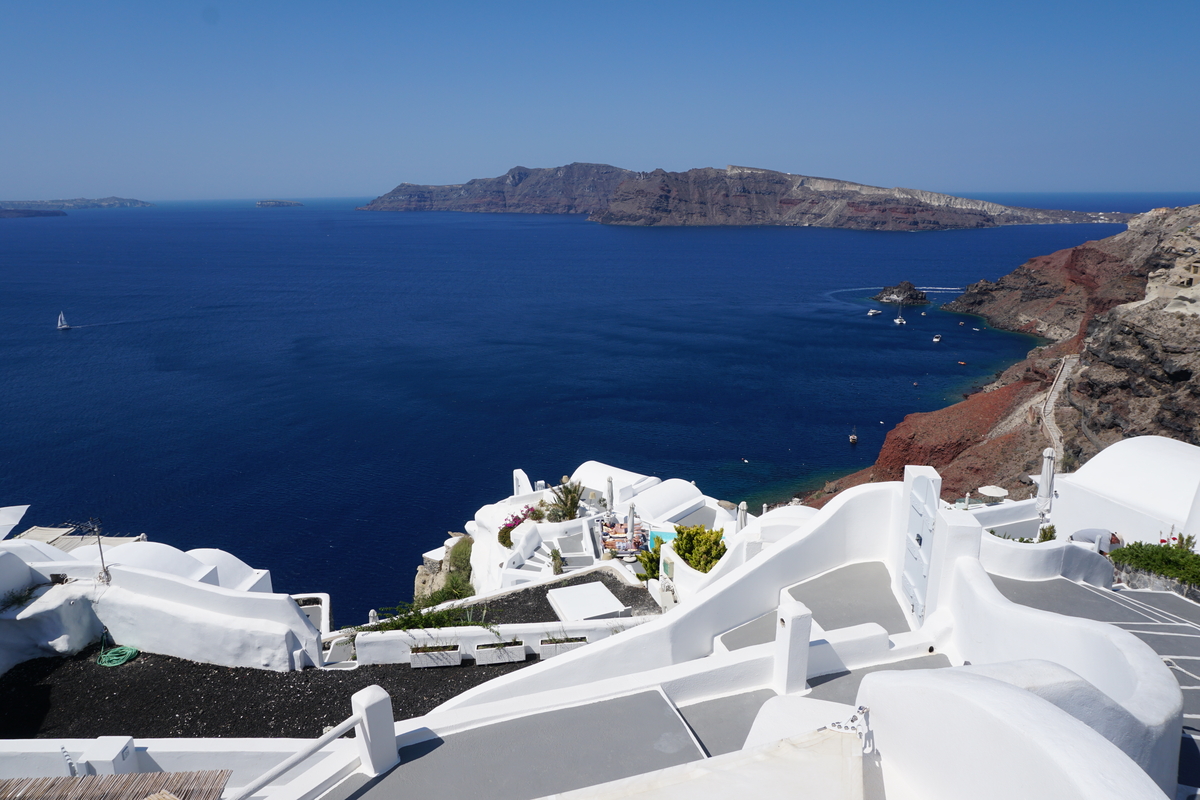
[226,714,360,800]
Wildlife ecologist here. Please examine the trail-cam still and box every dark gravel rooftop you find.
[0,571,656,740]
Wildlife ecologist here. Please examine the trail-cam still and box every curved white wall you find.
[946,559,1180,791]
[978,535,1114,588]
[858,668,1168,800]
[441,481,901,710]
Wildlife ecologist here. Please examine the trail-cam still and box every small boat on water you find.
[894,304,906,325]
[849,426,858,445]
[867,309,882,316]
[933,334,942,343]
[56,312,70,330]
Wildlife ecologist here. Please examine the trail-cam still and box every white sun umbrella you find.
[1035,447,1055,518]
[626,503,637,542]
[737,501,748,532]
[607,476,615,512]
[977,485,1009,499]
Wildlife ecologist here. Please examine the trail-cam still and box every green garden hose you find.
[96,645,139,667]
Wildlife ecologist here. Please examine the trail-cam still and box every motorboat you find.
[933,334,942,343]
[867,309,882,316]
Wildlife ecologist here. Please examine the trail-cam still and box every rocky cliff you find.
[359,163,640,215]
[0,209,66,218]
[0,197,151,210]
[590,166,1127,230]
[361,163,1129,231]
[810,204,1200,505]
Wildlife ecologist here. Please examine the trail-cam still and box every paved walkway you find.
[333,690,704,800]
[990,574,1200,791]
[1041,354,1078,463]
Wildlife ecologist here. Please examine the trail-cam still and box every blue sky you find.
[2,1,1197,200]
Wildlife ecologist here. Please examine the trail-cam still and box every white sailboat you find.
[56,312,70,330]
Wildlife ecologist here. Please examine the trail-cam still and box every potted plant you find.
[474,639,526,665]
[540,635,588,659]
[409,643,461,668]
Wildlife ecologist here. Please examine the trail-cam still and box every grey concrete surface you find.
[989,574,1151,622]
[677,689,777,756]
[348,690,703,800]
[806,654,951,706]
[787,562,911,635]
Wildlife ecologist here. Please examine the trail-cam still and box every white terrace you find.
[5,438,1200,799]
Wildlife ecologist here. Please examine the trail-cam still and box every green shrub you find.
[1111,541,1200,586]
[447,536,473,574]
[1038,525,1056,543]
[550,548,564,575]
[355,592,487,635]
[672,525,726,574]
[528,502,547,522]
[636,536,663,582]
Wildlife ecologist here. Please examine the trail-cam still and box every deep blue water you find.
[0,196,1181,622]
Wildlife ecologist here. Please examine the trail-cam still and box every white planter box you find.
[474,642,526,665]
[540,639,588,659]
[410,646,461,668]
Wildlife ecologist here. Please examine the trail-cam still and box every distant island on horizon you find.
[0,197,151,211]
[358,163,1134,232]
[256,200,303,208]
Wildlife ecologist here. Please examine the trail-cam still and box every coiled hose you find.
[96,627,139,666]
[97,645,139,666]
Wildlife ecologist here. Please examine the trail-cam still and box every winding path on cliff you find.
[1042,355,1079,464]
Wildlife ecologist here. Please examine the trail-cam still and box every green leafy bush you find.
[447,536,473,574]
[636,536,663,582]
[672,525,726,574]
[550,548,564,575]
[1038,525,1056,543]
[1111,541,1200,586]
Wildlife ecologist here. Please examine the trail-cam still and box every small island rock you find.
[872,281,929,305]
[256,200,304,208]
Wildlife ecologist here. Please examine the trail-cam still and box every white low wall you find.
[858,669,1167,800]
[968,498,1041,541]
[0,736,358,800]
[438,482,900,711]
[947,559,1181,792]
[356,616,653,664]
[0,582,103,677]
[978,534,1114,588]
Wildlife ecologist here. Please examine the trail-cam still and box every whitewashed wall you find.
[944,558,1181,792]
[978,534,1114,587]
[858,668,1168,800]
[439,481,901,710]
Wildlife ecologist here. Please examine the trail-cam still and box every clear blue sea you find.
[1,193,1193,623]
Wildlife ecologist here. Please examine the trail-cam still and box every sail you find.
[57,312,68,329]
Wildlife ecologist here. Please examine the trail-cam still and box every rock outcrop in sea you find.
[360,163,1130,232]
[872,281,929,305]
[256,200,303,208]
[811,204,1200,504]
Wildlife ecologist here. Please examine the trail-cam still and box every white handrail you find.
[226,714,360,800]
